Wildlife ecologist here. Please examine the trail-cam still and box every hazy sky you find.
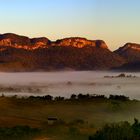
[0,0,140,50]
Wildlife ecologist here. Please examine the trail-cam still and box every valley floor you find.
[0,96,140,140]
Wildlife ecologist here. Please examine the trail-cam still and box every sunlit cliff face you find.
[0,33,108,50]
[0,34,51,50]
[121,43,140,51]
[0,39,48,50]
[53,37,108,49]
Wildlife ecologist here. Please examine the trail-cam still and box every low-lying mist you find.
[0,71,140,99]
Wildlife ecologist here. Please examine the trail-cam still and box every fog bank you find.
[0,71,139,99]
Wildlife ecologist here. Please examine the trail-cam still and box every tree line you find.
[89,118,140,140]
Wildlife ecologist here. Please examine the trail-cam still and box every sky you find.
[0,0,140,50]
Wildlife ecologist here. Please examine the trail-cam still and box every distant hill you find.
[1,33,140,71]
[114,43,140,62]
[114,61,140,71]
[114,43,140,71]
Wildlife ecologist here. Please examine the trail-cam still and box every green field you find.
[0,95,140,140]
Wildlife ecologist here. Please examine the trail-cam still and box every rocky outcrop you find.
[53,37,108,49]
[31,37,51,49]
[0,33,30,46]
[0,33,108,50]
[0,33,50,50]
[0,33,127,71]
[115,43,140,52]
[114,43,140,62]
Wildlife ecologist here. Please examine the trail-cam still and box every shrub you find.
[109,95,129,101]
[89,119,140,140]
[0,126,40,140]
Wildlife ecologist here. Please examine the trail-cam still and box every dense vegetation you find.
[89,119,140,140]
[0,46,124,71]
[0,126,40,140]
[18,94,130,102]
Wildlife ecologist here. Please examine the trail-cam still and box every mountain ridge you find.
[0,33,108,50]
[114,43,140,71]
[0,33,139,71]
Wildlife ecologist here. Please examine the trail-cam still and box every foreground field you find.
[0,95,140,140]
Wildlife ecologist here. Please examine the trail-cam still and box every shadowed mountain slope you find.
[0,33,126,71]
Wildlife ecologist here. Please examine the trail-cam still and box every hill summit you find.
[0,33,108,50]
[1,33,140,71]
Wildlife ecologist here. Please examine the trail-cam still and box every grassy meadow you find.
[0,95,139,139]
